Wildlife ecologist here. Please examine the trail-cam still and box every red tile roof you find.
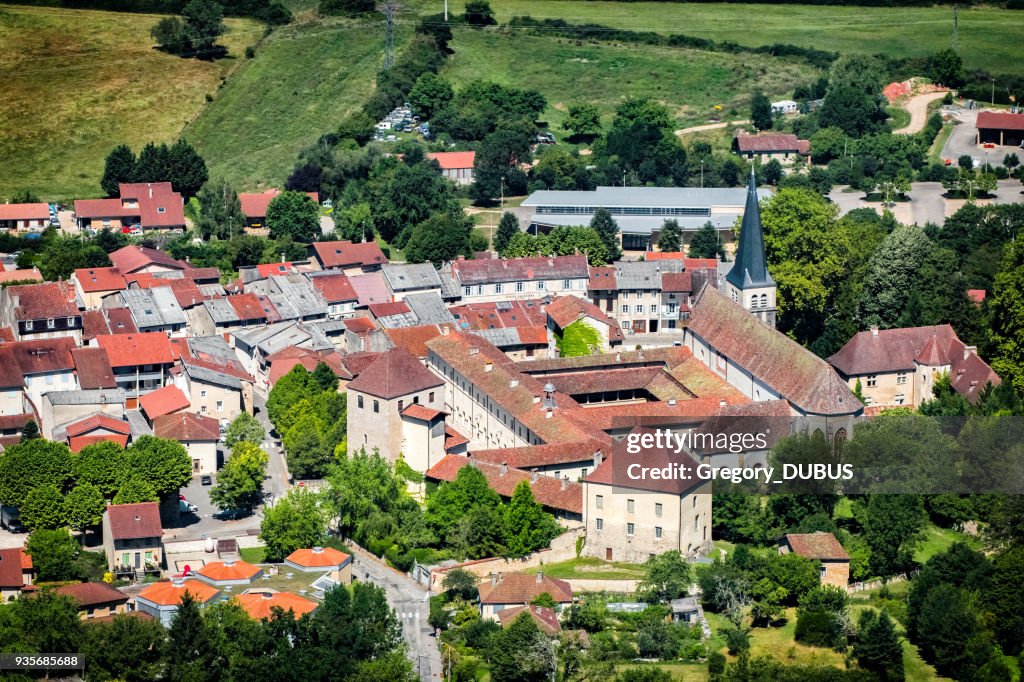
[65,414,131,438]
[452,255,588,286]
[235,591,318,620]
[348,272,391,306]
[153,412,220,442]
[0,413,34,431]
[0,203,49,221]
[70,433,130,453]
[54,582,129,608]
[196,560,261,583]
[735,133,810,154]
[4,337,76,376]
[228,293,269,321]
[310,273,358,303]
[497,604,562,634]
[428,151,476,170]
[426,455,583,515]
[8,281,78,319]
[784,532,849,561]
[0,327,14,343]
[445,425,469,451]
[347,346,442,399]
[76,185,185,229]
[72,347,117,389]
[977,111,1024,132]
[661,271,693,293]
[97,332,175,367]
[449,298,548,331]
[383,324,448,358]
[104,308,138,334]
[139,384,190,420]
[75,267,127,293]
[238,190,318,219]
[312,241,388,269]
[401,403,446,422]
[137,579,219,607]
[545,296,620,338]
[0,548,31,588]
[342,316,376,333]
[566,398,738,432]
[967,289,986,304]
[587,266,616,291]
[108,246,185,274]
[469,439,606,469]
[146,279,204,309]
[478,572,573,605]
[256,261,296,278]
[106,502,162,540]
[285,547,350,569]
[368,301,410,318]
[0,269,43,285]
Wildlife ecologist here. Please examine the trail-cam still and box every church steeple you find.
[724,168,777,327]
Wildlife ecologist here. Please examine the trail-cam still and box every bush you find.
[724,627,750,655]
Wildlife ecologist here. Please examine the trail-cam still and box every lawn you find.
[429,1,1024,75]
[886,105,912,132]
[522,556,647,580]
[239,546,267,563]
[0,4,260,200]
[184,16,409,190]
[614,662,710,681]
[442,28,821,134]
[914,524,977,565]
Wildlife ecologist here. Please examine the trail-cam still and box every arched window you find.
[760,293,768,308]
[750,296,759,310]
[834,428,848,456]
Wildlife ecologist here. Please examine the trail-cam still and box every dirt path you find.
[894,91,948,134]
[675,119,751,136]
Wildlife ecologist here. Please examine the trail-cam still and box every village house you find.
[108,245,189,276]
[74,183,185,233]
[102,502,164,578]
[153,411,220,475]
[238,189,319,233]
[382,262,444,301]
[310,240,388,274]
[308,272,359,319]
[54,582,131,620]
[496,605,562,635]
[60,413,131,453]
[779,532,851,589]
[285,547,353,583]
[0,202,50,232]
[2,337,79,415]
[0,547,34,601]
[135,578,220,626]
[95,333,176,407]
[828,324,1000,407]
[139,384,190,423]
[39,389,126,441]
[734,133,811,162]
[545,295,623,350]
[72,267,128,310]
[173,358,252,421]
[428,151,475,185]
[445,255,590,305]
[0,281,82,343]
[477,572,573,620]
[110,287,188,335]
[188,293,280,337]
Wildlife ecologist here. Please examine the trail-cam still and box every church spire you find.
[726,168,775,291]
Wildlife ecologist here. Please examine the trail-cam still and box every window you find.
[897,372,907,385]
[626,522,635,536]
[694,516,699,531]
[373,400,379,413]
[47,318,55,329]
[650,304,658,313]
[621,305,628,314]
[24,321,32,331]
[66,316,75,326]
[201,405,207,413]
[464,286,472,296]
[357,395,364,409]
[536,281,545,291]
[627,499,635,513]
[866,375,877,388]
[634,305,644,314]
[200,390,207,398]
[595,494,604,510]
[563,279,571,289]
[596,518,604,531]
[819,565,827,578]
[761,294,768,308]
[515,282,524,293]
[398,400,404,411]
[494,283,503,294]
[476,285,483,295]
[623,292,631,300]
[655,503,663,517]
[655,526,663,540]
[750,296,760,310]
[429,392,435,403]
[895,393,905,405]
[216,400,223,412]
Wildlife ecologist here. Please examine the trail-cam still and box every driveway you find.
[893,92,948,135]
[675,119,750,137]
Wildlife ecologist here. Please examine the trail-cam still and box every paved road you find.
[893,92,948,135]
[675,119,751,137]
[940,106,1021,168]
[351,546,441,682]
[829,181,1024,227]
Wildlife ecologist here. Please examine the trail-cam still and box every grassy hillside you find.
[0,4,260,200]
[184,16,406,190]
[431,0,1024,74]
[442,28,821,132]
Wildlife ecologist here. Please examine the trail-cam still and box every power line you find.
[380,0,399,70]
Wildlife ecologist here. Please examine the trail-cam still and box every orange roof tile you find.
[137,579,220,607]
[96,332,175,367]
[197,560,262,583]
[426,455,583,515]
[75,267,127,293]
[139,385,190,419]
[784,532,849,561]
[285,547,351,569]
[235,591,318,620]
[478,573,573,605]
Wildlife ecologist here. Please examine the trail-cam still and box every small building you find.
[195,560,263,587]
[74,183,185,233]
[478,572,573,621]
[152,412,219,476]
[102,502,163,577]
[734,133,810,162]
[135,578,220,626]
[496,604,561,635]
[779,532,850,589]
[771,100,798,115]
[139,384,190,422]
[63,413,131,453]
[0,547,34,601]
[72,267,128,309]
[39,389,126,441]
[238,189,318,232]
[96,333,176,407]
[54,582,131,620]
[235,590,318,620]
[428,151,476,185]
[0,203,50,232]
[285,547,353,580]
[308,272,359,319]
[670,596,700,624]
[0,281,82,342]
[310,240,388,275]
[976,111,1024,147]
[546,295,623,350]
[108,245,188,276]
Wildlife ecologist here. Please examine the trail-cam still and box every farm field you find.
[0,3,260,199]
[184,16,407,190]
[429,0,1024,74]
[442,28,821,133]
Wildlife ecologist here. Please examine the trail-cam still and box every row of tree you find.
[101,140,208,198]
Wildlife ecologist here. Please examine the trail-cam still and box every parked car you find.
[201,475,212,485]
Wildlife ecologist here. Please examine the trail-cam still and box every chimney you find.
[532,395,541,404]
[172,577,185,587]
[615,352,621,362]
[545,409,553,419]
[441,325,450,336]
[536,571,543,583]
[484,361,493,372]
[500,461,508,475]
[542,382,556,410]
[870,326,879,337]
[965,345,976,359]
[719,399,727,407]
[561,477,568,490]
[312,546,323,553]
[531,468,539,483]
[668,399,676,406]
[594,450,603,468]
[224,560,235,567]
[490,572,500,586]
[509,379,519,388]
[262,592,273,600]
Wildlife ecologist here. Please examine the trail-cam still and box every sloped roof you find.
[348,272,390,306]
[976,111,1024,131]
[382,324,447,359]
[0,202,48,221]
[234,591,318,620]
[8,281,78,319]
[725,171,774,290]
[65,414,131,438]
[109,245,186,273]
[426,455,583,515]
[469,439,606,469]
[285,547,350,569]
[428,151,475,170]
[96,332,175,367]
[784,532,849,561]
[309,273,358,302]
[829,324,955,375]
[75,267,127,293]
[137,579,219,607]
[54,582,128,608]
[546,295,616,331]
[153,412,220,442]
[5,337,76,376]
[0,548,31,588]
[347,346,442,399]
[72,347,117,389]
[138,384,190,420]
[106,502,162,540]
[735,133,809,153]
[401,403,446,422]
[311,241,388,269]
[584,427,705,495]
[239,189,318,218]
[688,286,857,416]
[452,255,588,286]
[478,572,573,605]
[497,604,562,634]
[197,560,262,583]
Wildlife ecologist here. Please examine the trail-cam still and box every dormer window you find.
[157,207,166,214]
[47,318,55,329]
[24,321,33,331]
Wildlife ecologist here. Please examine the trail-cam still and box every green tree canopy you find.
[197,177,244,239]
[636,550,692,604]
[657,219,683,253]
[126,435,192,499]
[65,483,106,532]
[408,72,454,119]
[502,481,561,558]
[267,190,321,243]
[223,412,266,449]
[688,222,722,260]
[590,207,622,262]
[405,212,473,266]
[0,439,73,508]
[113,476,159,505]
[494,211,520,256]
[20,484,66,530]
[426,465,501,543]
[258,488,327,562]
[751,91,773,130]
[210,442,268,511]
[564,103,602,139]
[101,144,137,197]
[74,441,128,498]
[26,528,80,581]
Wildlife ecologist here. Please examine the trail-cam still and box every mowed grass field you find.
[442,28,821,132]
[429,0,1024,74]
[184,17,406,190]
[0,4,260,199]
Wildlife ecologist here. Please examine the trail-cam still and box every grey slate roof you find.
[523,186,755,208]
[726,171,775,290]
[203,298,240,325]
[233,321,297,348]
[437,270,463,299]
[404,292,456,326]
[44,388,126,406]
[382,263,442,292]
[472,327,528,347]
[198,283,226,298]
[121,288,186,329]
[530,213,742,235]
[613,260,683,290]
[185,363,243,390]
[267,275,327,319]
[188,335,235,361]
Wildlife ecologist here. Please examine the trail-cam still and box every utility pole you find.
[700,159,705,189]
[380,0,398,70]
[444,0,448,21]
[991,78,996,105]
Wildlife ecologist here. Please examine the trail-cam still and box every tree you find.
[564,103,602,140]
[471,124,534,204]
[152,16,186,53]
[657,219,682,253]
[494,211,520,256]
[864,495,926,577]
[134,142,173,184]
[989,237,1024,392]
[311,361,339,393]
[266,190,320,243]
[82,613,166,682]
[426,465,502,542]
[20,484,66,530]
[74,441,127,498]
[211,442,268,512]
[1,590,84,654]
[463,0,496,26]
[167,139,208,198]
[927,49,964,88]
[404,212,473,266]
[26,528,80,581]
[795,585,849,650]
[854,610,904,681]
[0,439,73,508]
[127,436,192,499]
[181,0,225,55]
[113,476,159,505]
[762,158,784,186]
[503,481,561,558]
[489,612,554,682]
[165,593,214,682]
[819,85,887,138]
[442,568,479,601]
[636,550,691,604]
[590,207,622,261]
[65,483,106,532]
[223,412,266,449]
[267,365,317,429]
[101,145,138,196]
[858,225,937,329]
[196,177,242,239]
[19,419,39,442]
[259,488,326,561]
[688,222,722,259]
[408,73,453,119]
[319,0,374,15]
[751,91,773,130]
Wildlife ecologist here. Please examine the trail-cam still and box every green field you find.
[522,556,647,580]
[0,4,260,200]
[184,16,406,190]
[442,28,820,133]
[430,1,1024,74]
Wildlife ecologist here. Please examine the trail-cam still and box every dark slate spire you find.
[726,168,775,290]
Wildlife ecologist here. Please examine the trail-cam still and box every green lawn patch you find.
[886,105,912,131]
[614,662,710,681]
[239,546,267,563]
[0,4,260,199]
[914,524,977,565]
[929,123,957,165]
[522,556,646,581]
